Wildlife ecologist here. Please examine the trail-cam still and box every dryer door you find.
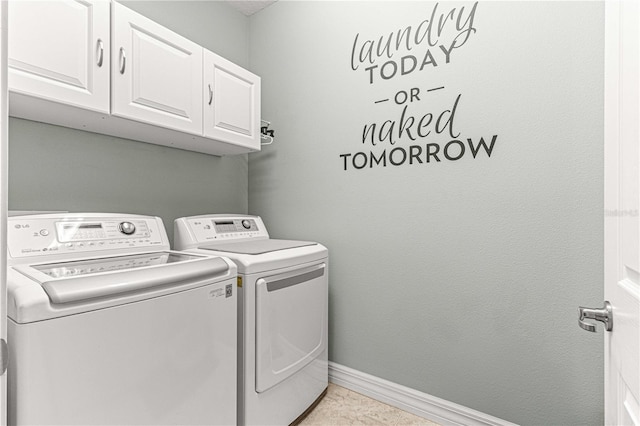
[255,262,327,393]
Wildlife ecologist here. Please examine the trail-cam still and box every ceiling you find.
[225,0,278,16]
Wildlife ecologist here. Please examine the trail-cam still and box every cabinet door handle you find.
[208,84,213,105]
[96,39,104,67]
[119,48,126,74]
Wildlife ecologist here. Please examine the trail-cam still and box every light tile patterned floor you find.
[299,383,441,426]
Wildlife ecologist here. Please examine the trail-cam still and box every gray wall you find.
[9,1,251,243]
[248,2,604,425]
[8,1,607,424]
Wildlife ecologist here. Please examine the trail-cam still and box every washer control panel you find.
[8,215,165,259]
[183,215,268,242]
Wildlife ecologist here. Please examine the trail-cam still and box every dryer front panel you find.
[255,262,327,393]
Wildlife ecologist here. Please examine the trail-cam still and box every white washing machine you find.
[174,214,328,426]
[7,213,237,425]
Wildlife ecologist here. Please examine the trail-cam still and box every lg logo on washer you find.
[340,1,499,171]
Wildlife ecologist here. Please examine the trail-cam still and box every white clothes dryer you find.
[174,214,328,426]
[7,213,237,425]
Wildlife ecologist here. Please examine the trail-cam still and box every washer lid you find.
[31,252,201,279]
[13,251,230,305]
[198,239,316,255]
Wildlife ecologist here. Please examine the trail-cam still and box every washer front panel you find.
[8,215,165,259]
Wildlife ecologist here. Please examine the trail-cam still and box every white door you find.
[255,263,327,393]
[111,2,203,135]
[603,1,640,424]
[0,1,7,424]
[7,0,110,114]
[203,50,260,150]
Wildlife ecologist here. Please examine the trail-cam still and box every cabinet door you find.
[204,50,261,150]
[8,0,110,113]
[112,2,203,135]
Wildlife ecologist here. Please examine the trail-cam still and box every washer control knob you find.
[119,221,136,235]
[241,219,251,230]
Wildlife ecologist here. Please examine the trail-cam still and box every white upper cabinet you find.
[111,2,203,135]
[204,50,261,151]
[8,0,110,113]
[6,1,260,155]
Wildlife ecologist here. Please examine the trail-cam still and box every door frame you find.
[603,0,640,424]
[0,1,8,424]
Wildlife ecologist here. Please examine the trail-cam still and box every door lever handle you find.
[578,301,613,332]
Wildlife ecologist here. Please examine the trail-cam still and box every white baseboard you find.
[328,362,518,426]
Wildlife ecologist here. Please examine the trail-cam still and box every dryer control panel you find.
[175,215,269,246]
[8,214,166,259]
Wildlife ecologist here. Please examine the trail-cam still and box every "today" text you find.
[350,2,478,84]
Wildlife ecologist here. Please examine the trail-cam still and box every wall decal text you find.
[341,2,499,172]
[350,2,478,84]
